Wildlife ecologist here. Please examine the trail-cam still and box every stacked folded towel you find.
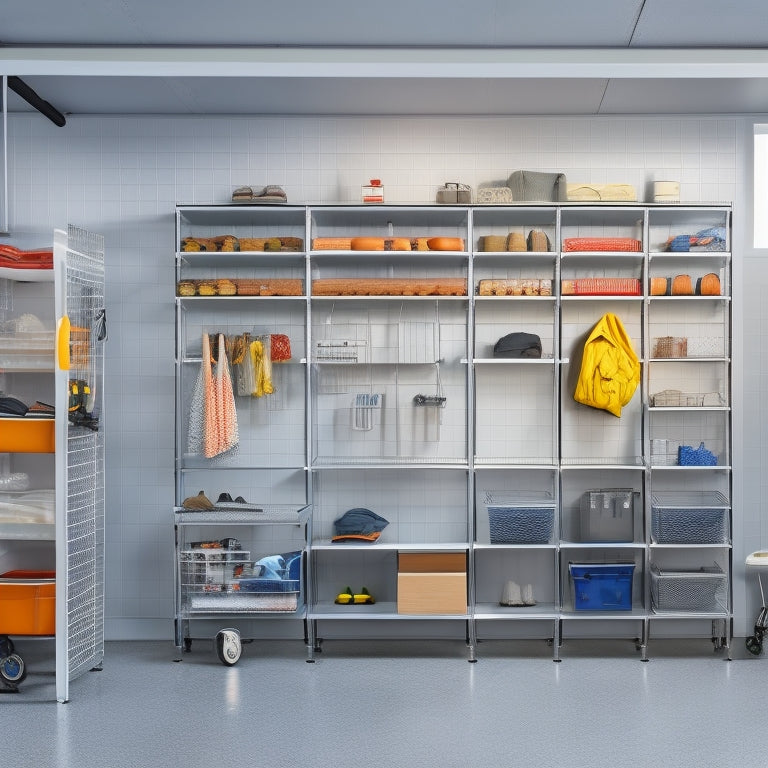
[231,185,287,204]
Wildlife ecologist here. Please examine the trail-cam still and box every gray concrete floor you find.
[1,637,766,768]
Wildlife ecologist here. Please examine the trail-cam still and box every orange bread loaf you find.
[312,278,466,296]
[671,274,694,295]
[350,237,412,251]
[697,272,721,295]
[427,237,464,251]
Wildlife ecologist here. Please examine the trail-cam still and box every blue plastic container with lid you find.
[569,562,635,611]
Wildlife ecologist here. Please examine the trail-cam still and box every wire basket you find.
[651,492,730,544]
[653,336,687,358]
[650,564,727,613]
[484,490,555,544]
[651,390,726,407]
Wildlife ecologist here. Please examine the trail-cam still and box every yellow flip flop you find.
[334,587,353,605]
[353,587,375,605]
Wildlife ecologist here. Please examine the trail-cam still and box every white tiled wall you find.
[6,112,752,639]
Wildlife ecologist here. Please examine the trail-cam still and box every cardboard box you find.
[398,551,466,573]
[397,551,467,615]
[397,572,467,615]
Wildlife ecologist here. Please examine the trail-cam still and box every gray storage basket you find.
[579,488,636,543]
[484,491,555,544]
[651,491,730,544]
[650,564,727,612]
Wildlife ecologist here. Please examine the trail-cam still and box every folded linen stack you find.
[231,185,287,204]
[566,183,637,202]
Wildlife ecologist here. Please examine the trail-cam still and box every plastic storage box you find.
[485,491,555,544]
[0,419,55,453]
[579,488,636,542]
[233,553,302,612]
[650,564,727,612]
[569,562,635,611]
[651,491,730,544]
[0,570,56,635]
[0,331,54,370]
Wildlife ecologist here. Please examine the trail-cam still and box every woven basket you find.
[506,232,527,252]
[527,230,550,252]
[482,235,506,252]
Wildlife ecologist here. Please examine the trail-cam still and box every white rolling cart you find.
[745,551,768,655]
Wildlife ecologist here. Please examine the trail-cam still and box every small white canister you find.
[653,180,680,202]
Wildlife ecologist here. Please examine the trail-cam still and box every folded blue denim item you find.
[333,508,389,536]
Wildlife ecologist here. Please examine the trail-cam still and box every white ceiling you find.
[2,0,768,120]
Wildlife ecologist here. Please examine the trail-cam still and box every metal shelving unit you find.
[173,205,313,660]
[172,203,732,662]
[0,225,105,701]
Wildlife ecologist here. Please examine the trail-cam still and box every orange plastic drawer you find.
[0,418,55,453]
[0,570,55,636]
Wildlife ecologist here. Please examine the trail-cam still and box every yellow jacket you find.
[573,313,640,417]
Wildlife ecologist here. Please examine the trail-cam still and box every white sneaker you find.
[500,580,523,606]
[215,628,242,666]
[522,584,537,606]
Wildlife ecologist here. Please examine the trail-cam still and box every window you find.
[755,125,768,248]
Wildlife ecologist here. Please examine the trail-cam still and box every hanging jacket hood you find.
[573,313,640,417]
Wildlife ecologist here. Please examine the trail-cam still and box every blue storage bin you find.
[236,550,302,594]
[569,563,635,611]
[237,578,300,593]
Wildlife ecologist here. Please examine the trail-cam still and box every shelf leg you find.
[305,618,318,662]
[466,619,477,662]
[552,619,562,662]
[639,618,649,662]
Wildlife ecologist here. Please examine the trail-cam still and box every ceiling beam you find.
[2,46,768,79]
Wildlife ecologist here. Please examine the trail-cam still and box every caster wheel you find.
[215,628,241,666]
[746,636,763,656]
[0,653,27,684]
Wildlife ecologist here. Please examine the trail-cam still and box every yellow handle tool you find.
[56,315,71,371]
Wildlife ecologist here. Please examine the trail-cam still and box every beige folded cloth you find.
[476,186,514,204]
[567,183,637,202]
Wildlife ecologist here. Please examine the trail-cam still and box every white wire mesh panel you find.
[63,225,106,686]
